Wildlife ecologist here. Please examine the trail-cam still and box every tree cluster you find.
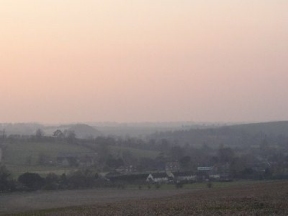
[1,168,105,192]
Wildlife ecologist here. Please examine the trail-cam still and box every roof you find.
[149,173,169,178]
[197,167,213,171]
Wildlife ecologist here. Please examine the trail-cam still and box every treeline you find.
[0,166,112,192]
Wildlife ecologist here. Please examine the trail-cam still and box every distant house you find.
[196,166,228,181]
[197,166,214,172]
[146,172,174,183]
[197,166,217,180]
[174,171,196,182]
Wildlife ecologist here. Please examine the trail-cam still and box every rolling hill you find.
[150,121,288,148]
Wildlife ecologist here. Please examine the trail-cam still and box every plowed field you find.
[2,181,288,215]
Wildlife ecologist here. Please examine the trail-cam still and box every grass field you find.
[111,146,160,158]
[1,180,288,215]
[3,140,160,177]
[4,141,91,165]
[3,141,91,177]
[4,141,159,165]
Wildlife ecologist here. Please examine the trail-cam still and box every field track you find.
[2,181,288,215]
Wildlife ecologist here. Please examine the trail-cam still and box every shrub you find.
[44,173,60,190]
[67,169,96,189]
[18,172,45,191]
[0,165,16,192]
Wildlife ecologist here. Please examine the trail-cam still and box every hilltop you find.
[150,121,288,147]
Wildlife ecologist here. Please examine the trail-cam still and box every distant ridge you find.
[68,124,101,139]
[150,121,288,147]
[226,121,288,136]
[0,123,43,135]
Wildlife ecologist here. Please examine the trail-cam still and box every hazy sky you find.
[1,1,288,123]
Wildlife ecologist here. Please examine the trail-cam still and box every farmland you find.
[5,141,90,165]
[3,141,91,177]
[2,139,159,177]
[1,180,288,215]
[111,146,159,159]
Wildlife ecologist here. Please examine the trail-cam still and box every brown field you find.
[2,181,288,215]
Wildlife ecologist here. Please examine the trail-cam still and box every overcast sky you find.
[1,1,288,124]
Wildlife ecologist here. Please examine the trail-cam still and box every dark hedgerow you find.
[18,172,45,191]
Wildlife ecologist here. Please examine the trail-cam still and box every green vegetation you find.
[3,141,90,176]
[2,133,164,177]
[5,141,90,165]
[111,146,159,159]
[1,120,288,215]
[1,120,288,195]
[5,165,72,178]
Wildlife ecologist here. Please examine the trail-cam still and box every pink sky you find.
[1,1,288,123]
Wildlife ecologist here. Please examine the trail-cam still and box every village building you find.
[146,171,174,183]
[174,171,196,183]
[197,166,218,181]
